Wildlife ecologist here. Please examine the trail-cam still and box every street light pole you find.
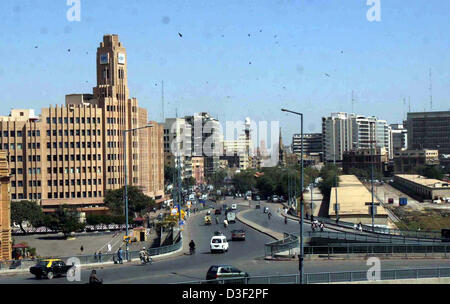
[123,124,154,261]
[281,108,304,284]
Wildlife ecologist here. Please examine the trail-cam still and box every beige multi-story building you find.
[0,34,165,213]
[0,151,11,261]
[192,157,205,185]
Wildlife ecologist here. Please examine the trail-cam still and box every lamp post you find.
[123,124,154,261]
[281,108,304,284]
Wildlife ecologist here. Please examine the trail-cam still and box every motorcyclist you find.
[223,219,228,228]
[139,247,151,263]
[268,212,272,220]
[284,216,288,225]
[215,216,219,224]
[189,240,196,254]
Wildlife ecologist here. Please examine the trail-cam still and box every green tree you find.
[44,205,85,238]
[318,164,341,197]
[415,165,444,180]
[164,165,176,185]
[11,201,46,234]
[209,169,228,189]
[104,186,156,215]
[182,176,196,188]
[232,170,257,193]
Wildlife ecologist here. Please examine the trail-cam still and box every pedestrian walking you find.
[80,245,84,254]
[94,251,98,262]
[118,248,123,264]
[107,243,112,252]
[98,251,102,263]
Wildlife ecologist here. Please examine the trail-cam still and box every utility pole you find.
[281,108,304,284]
[333,120,339,222]
[123,125,154,261]
[369,139,376,231]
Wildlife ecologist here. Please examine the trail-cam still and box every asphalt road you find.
[1,197,449,284]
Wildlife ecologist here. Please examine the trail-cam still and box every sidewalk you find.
[0,208,212,276]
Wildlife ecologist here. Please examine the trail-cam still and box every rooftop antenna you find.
[403,98,406,119]
[176,107,178,118]
[351,90,358,114]
[408,97,411,113]
[429,68,433,111]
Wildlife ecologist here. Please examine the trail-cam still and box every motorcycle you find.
[140,252,153,265]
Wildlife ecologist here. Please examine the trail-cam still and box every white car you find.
[231,204,237,210]
[210,235,229,253]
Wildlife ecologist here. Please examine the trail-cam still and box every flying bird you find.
[324,73,330,77]
[67,49,71,52]
[248,34,251,37]
[178,32,183,37]
[34,46,38,49]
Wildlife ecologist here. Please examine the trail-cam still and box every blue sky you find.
[0,0,449,142]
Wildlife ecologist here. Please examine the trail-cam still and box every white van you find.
[210,235,229,253]
[231,204,237,210]
[227,212,236,223]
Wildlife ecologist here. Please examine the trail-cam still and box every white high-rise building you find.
[322,113,393,162]
[163,118,192,179]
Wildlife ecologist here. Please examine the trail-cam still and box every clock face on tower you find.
[118,53,126,65]
[100,53,109,64]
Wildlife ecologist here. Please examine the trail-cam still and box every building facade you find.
[393,149,439,173]
[0,34,165,213]
[406,111,450,155]
[393,174,450,201]
[163,118,193,180]
[292,133,323,156]
[192,157,205,185]
[390,124,408,153]
[0,151,11,261]
[342,147,388,175]
[184,113,221,178]
[322,113,392,163]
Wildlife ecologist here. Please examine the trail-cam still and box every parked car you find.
[272,195,279,202]
[255,195,261,201]
[231,229,246,241]
[214,209,222,215]
[206,265,249,283]
[210,235,229,253]
[30,259,72,280]
[255,204,261,209]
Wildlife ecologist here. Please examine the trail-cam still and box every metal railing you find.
[304,243,450,257]
[291,211,444,241]
[308,231,445,244]
[0,233,183,272]
[174,267,450,284]
[265,233,299,257]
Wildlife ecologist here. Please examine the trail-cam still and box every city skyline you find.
[0,1,449,145]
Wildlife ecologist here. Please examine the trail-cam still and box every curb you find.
[236,209,283,241]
